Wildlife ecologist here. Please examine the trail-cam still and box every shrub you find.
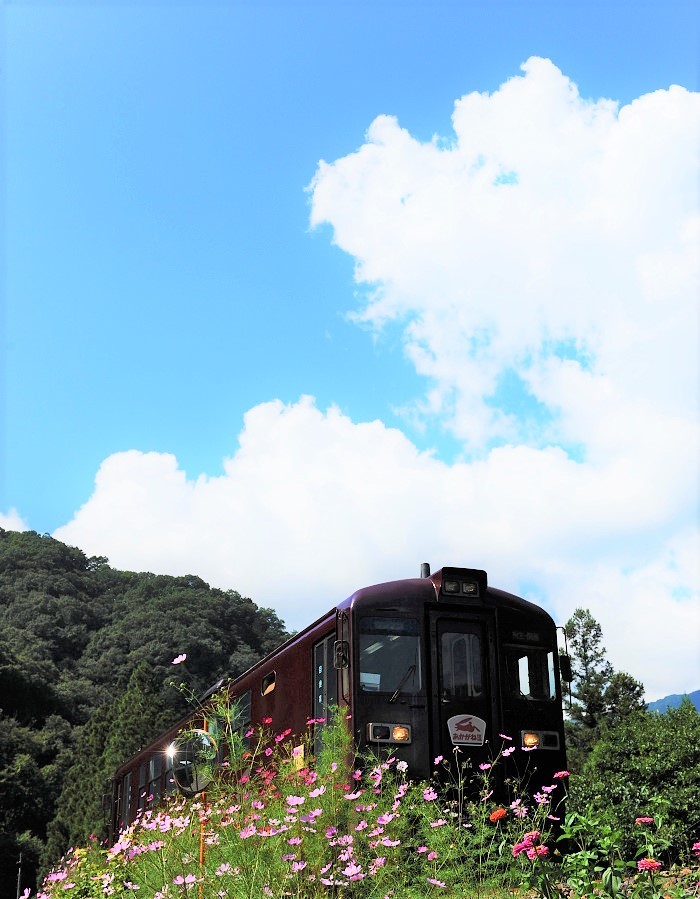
[569,699,700,862]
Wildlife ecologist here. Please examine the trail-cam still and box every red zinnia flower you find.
[489,808,507,823]
[637,858,662,873]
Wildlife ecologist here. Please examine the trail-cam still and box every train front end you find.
[342,566,568,796]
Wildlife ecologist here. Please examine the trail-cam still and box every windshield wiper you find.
[389,664,417,704]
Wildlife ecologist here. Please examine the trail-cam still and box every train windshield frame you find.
[504,644,558,702]
[358,616,423,696]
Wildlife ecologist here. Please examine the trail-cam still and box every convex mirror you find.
[168,729,218,796]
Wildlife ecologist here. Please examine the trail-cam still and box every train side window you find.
[224,690,252,752]
[121,771,132,826]
[506,647,556,701]
[138,762,148,811]
[231,690,252,730]
[441,631,483,699]
[261,672,276,696]
[148,754,162,804]
[165,750,176,795]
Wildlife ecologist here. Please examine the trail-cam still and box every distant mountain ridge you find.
[647,689,700,713]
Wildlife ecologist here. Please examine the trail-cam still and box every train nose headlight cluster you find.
[522,731,540,749]
[520,730,560,750]
[367,723,412,744]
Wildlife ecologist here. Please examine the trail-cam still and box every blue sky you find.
[2,0,699,699]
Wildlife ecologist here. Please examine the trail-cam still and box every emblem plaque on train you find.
[447,714,486,746]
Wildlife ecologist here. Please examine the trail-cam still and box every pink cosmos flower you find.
[638,858,662,873]
[171,654,187,665]
[428,851,438,861]
[343,862,365,880]
[499,733,513,740]
[692,841,700,857]
[291,861,307,872]
[427,878,446,887]
[503,746,516,756]
[417,846,429,853]
[286,796,305,806]
[479,762,492,771]
[434,755,444,765]
[423,788,438,801]
[635,816,654,824]
[553,770,570,778]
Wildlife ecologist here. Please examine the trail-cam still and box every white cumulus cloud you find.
[0,509,29,531]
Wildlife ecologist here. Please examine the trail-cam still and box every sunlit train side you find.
[111,565,569,839]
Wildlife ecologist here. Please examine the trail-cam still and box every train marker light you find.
[522,731,540,749]
[440,568,486,598]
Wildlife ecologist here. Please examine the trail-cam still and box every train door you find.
[313,632,338,756]
[429,613,499,773]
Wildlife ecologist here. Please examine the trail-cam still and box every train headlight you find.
[367,722,412,744]
[522,731,540,749]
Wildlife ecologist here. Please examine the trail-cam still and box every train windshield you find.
[359,617,422,695]
[505,646,556,701]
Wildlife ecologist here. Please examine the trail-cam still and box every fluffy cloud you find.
[309,57,699,449]
[52,59,698,701]
[53,396,699,700]
[0,509,29,531]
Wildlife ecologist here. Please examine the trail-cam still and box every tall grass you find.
[34,700,700,898]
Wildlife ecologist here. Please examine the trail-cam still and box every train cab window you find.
[359,617,422,695]
[441,631,483,699]
[261,672,276,696]
[505,646,556,701]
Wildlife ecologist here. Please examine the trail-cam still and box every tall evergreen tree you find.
[564,608,645,771]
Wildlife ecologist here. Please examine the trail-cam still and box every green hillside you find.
[0,528,288,898]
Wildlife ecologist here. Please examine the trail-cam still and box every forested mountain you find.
[0,528,289,897]
[647,689,700,713]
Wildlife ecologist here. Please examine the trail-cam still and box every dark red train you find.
[111,564,570,838]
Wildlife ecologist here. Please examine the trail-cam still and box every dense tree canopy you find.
[0,528,289,898]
